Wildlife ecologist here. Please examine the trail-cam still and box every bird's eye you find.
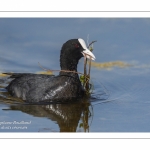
[74,43,79,48]
[71,42,80,48]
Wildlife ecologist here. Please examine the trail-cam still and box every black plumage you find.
[4,38,95,103]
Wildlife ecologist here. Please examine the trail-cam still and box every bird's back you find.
[6,73,84,103]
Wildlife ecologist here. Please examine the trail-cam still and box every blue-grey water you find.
[0,18,150,132]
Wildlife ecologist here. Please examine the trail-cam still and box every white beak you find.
[78,38,96,61]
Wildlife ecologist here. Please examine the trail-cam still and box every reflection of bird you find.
[4,39,95,103]
[10,101,90,132]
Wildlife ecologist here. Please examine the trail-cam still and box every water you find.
[0,18,150,132]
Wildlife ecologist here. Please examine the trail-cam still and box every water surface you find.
[0,18,150,132]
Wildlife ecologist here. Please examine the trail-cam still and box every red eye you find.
[75,43,79,48]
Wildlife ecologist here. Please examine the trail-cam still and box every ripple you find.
[89,79,110,104]
[91,66,150,106]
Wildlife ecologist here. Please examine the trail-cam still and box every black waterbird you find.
[4,38,95,103]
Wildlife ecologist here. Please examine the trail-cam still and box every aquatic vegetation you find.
[90,61,131,70]
[79,102,93,132]
[79,40,96,95]
[0,73,9,77]
[36,71,53,75]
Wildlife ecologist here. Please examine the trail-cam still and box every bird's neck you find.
[59,65,78,77]
[60,53,79,69]
[59,57,79,78]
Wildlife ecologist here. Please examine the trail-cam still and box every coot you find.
[4,38,95,103]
